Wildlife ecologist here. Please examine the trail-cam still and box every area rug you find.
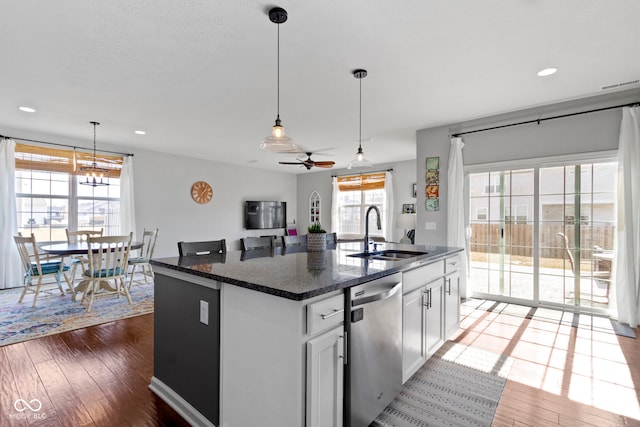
[372,341,513,427]
[0,279,154,347]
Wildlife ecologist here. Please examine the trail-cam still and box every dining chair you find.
[14,233,71,307]
[556,232,611,302]
[178,239,226,257]
[65,228,104,285]
[240,236,274,251]
[128,228,159,290]
[282,235,307,248]
[80,233,133,312]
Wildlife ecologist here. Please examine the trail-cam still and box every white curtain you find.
[0,138,22,289]
[331,176,339,234]
[615,106,640,327]
[384,171,394,241]
[119,155,137,239]
[447,137,469,298]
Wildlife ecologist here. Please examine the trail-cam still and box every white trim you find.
[149,376,217,427]
[465,149,618,173]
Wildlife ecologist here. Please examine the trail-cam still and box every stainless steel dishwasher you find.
[345,272,403,427]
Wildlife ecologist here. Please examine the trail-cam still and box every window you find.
[15,144,123,243]
[335,172,387,240]
[505,205,528,224]
[476,207,487,220]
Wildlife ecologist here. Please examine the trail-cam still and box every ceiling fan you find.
[279,152,335,170]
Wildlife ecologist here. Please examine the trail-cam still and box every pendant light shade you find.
[260,7,299,153]
[79,121,110,187]
[348,69,373,169]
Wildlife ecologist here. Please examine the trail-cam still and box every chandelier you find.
[79,121,110,187]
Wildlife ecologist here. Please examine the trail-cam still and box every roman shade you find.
[15,143,123,177]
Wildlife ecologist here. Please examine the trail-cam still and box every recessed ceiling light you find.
[134,130,146,135]
[18,106,36,113]
[537,68,558,77]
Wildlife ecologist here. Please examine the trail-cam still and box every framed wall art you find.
[425,156,440,211]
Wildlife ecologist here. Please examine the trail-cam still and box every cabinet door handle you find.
[321,308,344,320]
[446,278,451,295]
[422,289,429,307]
[429,288,432,308]
[340,331,348,365]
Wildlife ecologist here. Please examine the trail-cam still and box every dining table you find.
[40,241,144,300]
[40,241,144,256]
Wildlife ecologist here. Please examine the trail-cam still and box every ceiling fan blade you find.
[279,161,304,165]
[314,162,335,168]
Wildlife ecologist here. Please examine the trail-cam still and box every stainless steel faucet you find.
[364,205,381,254]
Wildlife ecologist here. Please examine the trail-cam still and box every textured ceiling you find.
[1,1,639,172]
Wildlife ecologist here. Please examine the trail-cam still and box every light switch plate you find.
[200,300,209,325]
[425,222,437,230]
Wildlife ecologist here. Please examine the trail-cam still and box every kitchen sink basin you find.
[347,249,428,261]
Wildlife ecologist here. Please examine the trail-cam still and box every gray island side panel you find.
[153,271,220,426]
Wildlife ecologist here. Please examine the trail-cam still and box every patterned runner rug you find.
[0,278,154,347]
[372,341,513,427]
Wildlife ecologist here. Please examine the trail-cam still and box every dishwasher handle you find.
[351,281,402,307]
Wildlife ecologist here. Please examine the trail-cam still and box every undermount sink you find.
[347,249,429,261]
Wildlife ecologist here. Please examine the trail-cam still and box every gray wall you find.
[132,148,297,256]
[415,88,640,246]
[295,159,417,242]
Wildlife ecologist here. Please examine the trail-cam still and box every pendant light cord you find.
[358,75,362,149]
[276,22,280,120]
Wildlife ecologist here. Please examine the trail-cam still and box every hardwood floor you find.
[0,314,188,427]
[454,300,640,427]
[1,301,639,426]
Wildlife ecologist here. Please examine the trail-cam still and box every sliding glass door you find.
[469,169,535,300]
[538,163,616,309]
[468,159,616,312]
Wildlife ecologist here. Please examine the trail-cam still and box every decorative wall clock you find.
[191,181,213,204]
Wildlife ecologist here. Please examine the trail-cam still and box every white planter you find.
[307,233,327,252]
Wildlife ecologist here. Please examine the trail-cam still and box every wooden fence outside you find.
[469,223,615,258]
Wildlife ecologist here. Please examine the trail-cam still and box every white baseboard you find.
[148,376,217,427]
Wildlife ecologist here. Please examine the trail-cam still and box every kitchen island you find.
[150,242,463,427]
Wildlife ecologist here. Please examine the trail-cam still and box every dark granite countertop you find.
[150,242,463,301]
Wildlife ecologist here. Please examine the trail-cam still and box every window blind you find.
[15,143,123,177]
[337,172,386,191]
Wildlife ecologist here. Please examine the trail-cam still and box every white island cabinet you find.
[220,283,344,427]
[401,252,461,384]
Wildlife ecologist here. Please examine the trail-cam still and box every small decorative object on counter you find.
[307,222,327,251]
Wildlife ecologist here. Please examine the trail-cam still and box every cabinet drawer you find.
[307,294,344,335]
[403,261,444,294]
[445,254,462,273]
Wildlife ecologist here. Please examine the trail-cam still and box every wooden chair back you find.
[66,228,103,244]
[86,233,132,280]
[139,228,160,260]
[14,234,40,276]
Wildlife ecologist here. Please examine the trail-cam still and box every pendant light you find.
[348,69,373,169]
[79,121,110,187]
[260,7,299,153]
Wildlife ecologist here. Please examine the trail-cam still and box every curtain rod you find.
[0,134,134,157]
[332,168,393,177]
[451,101,640,138]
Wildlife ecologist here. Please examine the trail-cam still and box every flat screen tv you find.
[245,201,287,230]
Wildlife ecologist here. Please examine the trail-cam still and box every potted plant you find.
[307,222,327,251]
